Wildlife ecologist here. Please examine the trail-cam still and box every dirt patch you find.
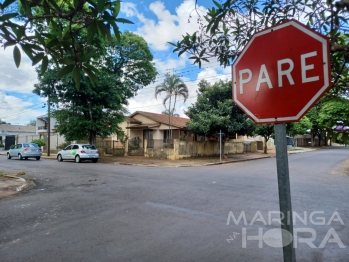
[0,172,35,199]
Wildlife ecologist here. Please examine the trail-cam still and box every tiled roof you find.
[129,111,189,128]
[127,117,142,124]
[0,124,36,133]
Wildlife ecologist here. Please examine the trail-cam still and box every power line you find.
[1,104,46,119]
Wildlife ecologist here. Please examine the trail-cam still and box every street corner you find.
[0,171,35,199]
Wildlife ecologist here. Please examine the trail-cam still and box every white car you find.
[57,144,99,163]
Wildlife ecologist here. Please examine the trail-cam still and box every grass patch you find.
[287,148,303,151]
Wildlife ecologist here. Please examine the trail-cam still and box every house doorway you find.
[5,135,15,150]
[143,129,153,148]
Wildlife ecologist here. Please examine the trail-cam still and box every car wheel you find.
[7,153,11,160]
[36,157,40,160]
[19,153,23,160]
[57,154,63,162]
[75,155,81,163]
[92,159,98,163]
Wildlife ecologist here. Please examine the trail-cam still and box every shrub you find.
[129,137,141,150]
[0,143,4,148]
[10,144,15,149]
[56,141,70,150]
[31,138,46,147]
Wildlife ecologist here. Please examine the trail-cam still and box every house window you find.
[143,129,153,140]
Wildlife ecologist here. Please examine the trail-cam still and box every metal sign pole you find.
[274,123,296,262]
[220,130,222,161]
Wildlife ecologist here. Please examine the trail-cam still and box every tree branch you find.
[331,44,349,52]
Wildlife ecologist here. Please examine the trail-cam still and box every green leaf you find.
[47,0,60,10]
[32,52,45,66]
[2,0,16,9]
[57,64,75,78]
[41,56,49,74]
[4,40,16,49]
[20,43,34,60]
[97,0,106,11]
[73,66,81,90]
[113,1,120,16]
[87,22,98,44]
[213,0,222,9]
[13,45,21,68]
[73,0,80,8]
[59,58,75,65]
[19,0,31,16]
[83,67,99,86]
[82,51,96,62]
[35,30,46,45]
[115,18,134,24]
[0,12,18,22]
[83,63,99,74]
[110,21,120,37]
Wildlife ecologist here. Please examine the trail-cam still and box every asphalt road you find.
[1,148,349,262]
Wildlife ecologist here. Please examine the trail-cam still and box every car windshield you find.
[29,144,39,148]
[23,143,30,148]
[82,145,96,149]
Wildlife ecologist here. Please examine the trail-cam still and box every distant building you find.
[0,124,36,149]
[36,114,57,135]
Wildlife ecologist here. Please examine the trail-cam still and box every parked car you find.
[57,144,99,163]
[7,143,42,160]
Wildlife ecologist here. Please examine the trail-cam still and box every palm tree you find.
[155,74,189,138]
[162,109,180,117]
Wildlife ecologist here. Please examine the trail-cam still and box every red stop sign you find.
[232,20,331,124]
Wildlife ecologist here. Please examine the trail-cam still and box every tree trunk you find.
[89,130,96,145]
[168,95,172,139]
[264,136,268,154]
[172,94,177,139]
[311,129,314,147]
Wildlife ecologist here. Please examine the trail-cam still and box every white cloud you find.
[154,54,188,75]
[0,92,46,124]
[0,46,38,94]
[122,0,207,51]
[121,2,138,17]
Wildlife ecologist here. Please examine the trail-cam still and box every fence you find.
[144,139,257,160]
[147,139,174,149]
[296,137,311,147]
[17,134,66,153]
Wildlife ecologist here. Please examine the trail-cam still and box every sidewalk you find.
[0,147,316,167]
[0,147,316,199]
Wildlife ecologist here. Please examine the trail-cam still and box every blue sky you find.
[0,0,230,125]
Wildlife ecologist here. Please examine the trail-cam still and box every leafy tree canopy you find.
[318,98,349,127]
[162,109,180,117]
[26,119,37,126]
[185,79,254,137]
[33,32,157,144]
[0,0,133,89]
[253,123,274,153]
[287,116,312,137]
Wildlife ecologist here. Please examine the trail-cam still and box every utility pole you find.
[218,130,224,161]
[47,94,50,156]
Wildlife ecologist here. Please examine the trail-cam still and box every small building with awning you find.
[117,111,192,148]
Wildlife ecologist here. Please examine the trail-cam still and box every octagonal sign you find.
[232,20,331,124]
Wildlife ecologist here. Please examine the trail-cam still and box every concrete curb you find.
[117,155,274,167]
[0,147,318,167]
